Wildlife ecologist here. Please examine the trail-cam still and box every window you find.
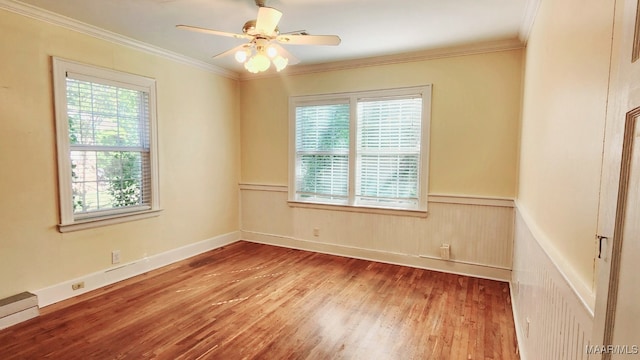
[289,86,431,213]
[295,101,350,203]
[53,58,160,232]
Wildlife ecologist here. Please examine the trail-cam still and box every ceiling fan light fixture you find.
[241,46,287,73]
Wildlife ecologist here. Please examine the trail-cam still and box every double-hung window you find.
[289,86,431,213]
[52,58,160,232]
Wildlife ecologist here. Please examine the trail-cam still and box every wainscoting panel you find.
[511,209,594,360]
[240,185,515,280]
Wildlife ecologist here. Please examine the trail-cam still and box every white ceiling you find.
[14,0,530,73]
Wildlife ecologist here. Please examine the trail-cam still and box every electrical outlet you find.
[112,250,121,264]
[72,281,85,291]
[313,228,320,237]
[440,244,450,260]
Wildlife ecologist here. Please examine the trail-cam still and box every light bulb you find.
[252,53,271,72]
[244,57,259,73]
[273,55,288,72]
[267,45,278,58]
[234,49,248,63]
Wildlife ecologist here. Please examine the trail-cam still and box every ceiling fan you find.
[176,0,341,73]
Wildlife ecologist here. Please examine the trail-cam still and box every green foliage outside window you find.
[105,152,141,207]
[68,115,85,212]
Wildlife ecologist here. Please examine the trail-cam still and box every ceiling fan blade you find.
[213,44,251,59]
[276,34,341,46]
[176,25,250,40]
[271,43,300,65]
[255,7,282,36]
[279,30,308,35]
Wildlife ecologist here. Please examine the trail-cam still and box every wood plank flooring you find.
[0,241,519,359]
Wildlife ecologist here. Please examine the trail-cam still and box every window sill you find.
[58,209,163,233]
[287,201,428,218]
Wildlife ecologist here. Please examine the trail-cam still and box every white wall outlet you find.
[440,244,450,260]
[313,228,320,237]
[111,250,121,264]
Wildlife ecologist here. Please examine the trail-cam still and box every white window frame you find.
[288,85,431,216]
[52,57,161,232]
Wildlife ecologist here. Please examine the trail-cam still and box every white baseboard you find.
[509,280,527,360]
[34,231,241,308]
[0,306,39,330]
[242,230,511,282]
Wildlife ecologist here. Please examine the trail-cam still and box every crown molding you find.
[519,0,541,44]
[0,0,239,80]
[1,0,529,81]
[239,38,524,80]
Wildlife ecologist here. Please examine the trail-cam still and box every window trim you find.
[288,85,432,214]
[52,57,161,232]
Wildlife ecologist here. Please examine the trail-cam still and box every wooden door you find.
[608,109,640,357]
[593,0,640,358]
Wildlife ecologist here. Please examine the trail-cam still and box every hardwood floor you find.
[0,241,519,359]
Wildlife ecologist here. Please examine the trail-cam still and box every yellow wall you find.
[0,9,240,299]
[240,50,523,198]
[0,5,524,302]
[518,0,615,292]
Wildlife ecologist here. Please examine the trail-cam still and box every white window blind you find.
[356,96,422,208]
[295,103,350,203]
[290,86,431,212]
[66,76,152,217]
